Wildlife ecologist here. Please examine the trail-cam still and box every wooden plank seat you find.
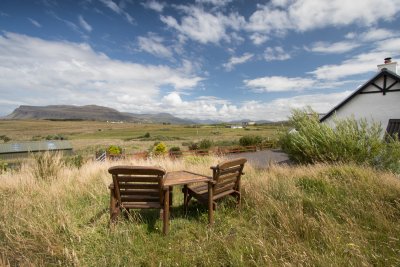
[182,158,247,224]
[108,165,170,234]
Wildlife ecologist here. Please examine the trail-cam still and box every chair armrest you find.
[108,183,114,190]
[208,179,217,185]
[210,166,217,170]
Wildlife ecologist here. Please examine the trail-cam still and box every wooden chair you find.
[183,158,247,224]
[108,166,170,234]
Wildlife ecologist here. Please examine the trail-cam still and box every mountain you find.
[5,105,136,121]
[122,112,194,124]
[4,105,193,124]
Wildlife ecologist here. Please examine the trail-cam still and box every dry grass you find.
[0,154,399,266]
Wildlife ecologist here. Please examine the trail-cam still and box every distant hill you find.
[5,105,136,122]
[4,105,278,124]
[122,112,194,124]
[4,105,194,124]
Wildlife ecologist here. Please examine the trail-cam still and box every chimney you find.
[377,57,398,74]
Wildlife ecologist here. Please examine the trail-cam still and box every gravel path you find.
[226,149,291,169]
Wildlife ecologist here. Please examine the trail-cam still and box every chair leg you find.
[232,192,241,208]
[110,189,120,223]
[163,189,170,235]
[208,182,214,225]
[183,185,191,214]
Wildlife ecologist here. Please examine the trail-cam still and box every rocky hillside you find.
[4,105,193,124]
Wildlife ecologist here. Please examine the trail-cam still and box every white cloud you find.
[160,6,245,44]
[158,91,352,121]
[244,76,315,92]
[246,0,400,36]
[195,0,232,6]
[0,32,202,115]
[307,41,360,54]
[223,53,253,71]
[99,0,134,24]
[249,33,268,45]
[360,28,399,42]
[142,0,165,12]
[309,37,400,80]
[264,46,291,61]
[78,15,92,32]
[137,34,173,58]
[28,18,41,28]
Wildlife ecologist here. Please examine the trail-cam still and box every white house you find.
[320,58,400,136]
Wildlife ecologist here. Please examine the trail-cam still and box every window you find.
[386,119,400,139]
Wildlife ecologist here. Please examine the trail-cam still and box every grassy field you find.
[0,120,282,153]
[0,154,399,266]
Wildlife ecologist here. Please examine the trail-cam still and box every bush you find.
[107,145,122,155]
[198,139,213,150]
[0,161,8,174]
[144,132,150,138]
[187,142,199,151]
[153,142,167,156]
[279,108,400,173]
[64,155,84,169]
[169,146,181,152]
[239,135,263,146]
[0,135,11,143]
[45,134,67,140]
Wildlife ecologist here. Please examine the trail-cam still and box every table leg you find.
[208,182,214,225]
[110,187,119,222]
[163,188,170,235]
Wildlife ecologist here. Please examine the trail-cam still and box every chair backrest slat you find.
[109,166,166,207]
[212,158,246,193]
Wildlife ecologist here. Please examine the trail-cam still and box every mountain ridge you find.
[4,105,275,124]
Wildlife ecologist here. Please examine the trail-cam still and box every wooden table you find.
[109,170,212,234]
[162,171,212,233]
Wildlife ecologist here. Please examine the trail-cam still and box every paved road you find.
[226,149,291,169]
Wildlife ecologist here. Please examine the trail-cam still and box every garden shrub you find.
[279,107,400,173]
[198,139,213,150]
[107,145,122,155]
[188,142,199,151]
[239,135,263,146]
[153,142,167,156]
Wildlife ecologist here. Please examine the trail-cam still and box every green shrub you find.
[0,161,8,174]
[153,142,167,156]
[0,135,11,143]
[144,132,150,138]
[188,142,199,151]
[239,135,263,146]
[64,155,84,169]
[169,146,181,152]
[107,145,122,155]
[198,139,213,150]
[279,108,400,173]
[45,134,67,140]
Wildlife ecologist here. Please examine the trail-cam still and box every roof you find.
[0,140,73,154]
[320,69,400,122]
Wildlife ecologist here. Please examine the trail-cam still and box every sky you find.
[0,0,400,121]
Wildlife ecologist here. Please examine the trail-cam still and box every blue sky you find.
[1,0,400,121]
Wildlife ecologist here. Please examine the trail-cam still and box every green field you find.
[0,120,284,153]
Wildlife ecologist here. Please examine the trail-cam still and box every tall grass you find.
[279,108,400,173]
[0,155,399,266]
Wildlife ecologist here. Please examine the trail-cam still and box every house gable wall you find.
[324,75,400,129]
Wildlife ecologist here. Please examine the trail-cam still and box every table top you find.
[163,170,211,188]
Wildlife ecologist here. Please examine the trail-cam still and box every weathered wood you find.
[183,158,247,225]
[163,188,169,235]
[108,166,168,234]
